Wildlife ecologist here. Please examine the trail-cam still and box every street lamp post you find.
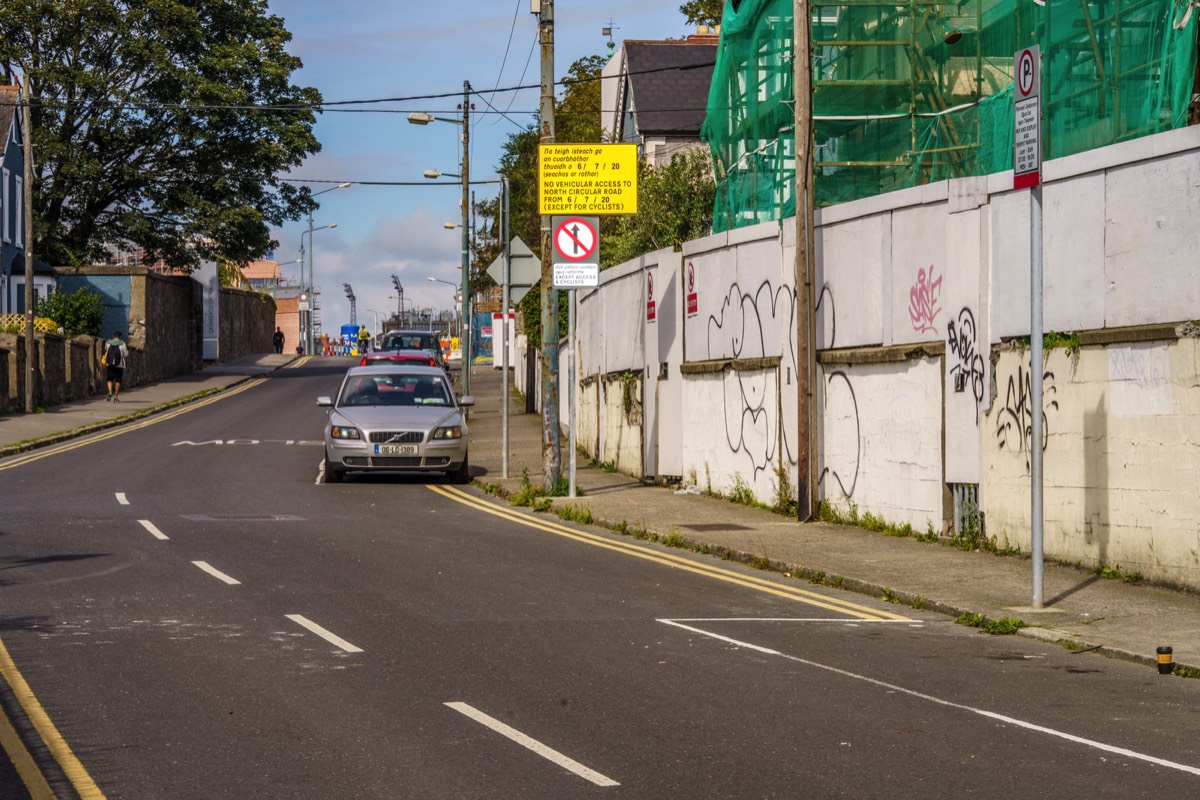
[300,223,337,354]
[427,276,462,343]
[304,182,351,352]
[410,82,472,395]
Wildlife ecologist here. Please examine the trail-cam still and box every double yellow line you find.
[0,379,264,472]
[0,375,270,796]
[428,485,910,622]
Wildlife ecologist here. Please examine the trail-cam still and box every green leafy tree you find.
[0,0,321,269]
[680,0,725,26]
[601,148,716,268]
[34,286,105,336]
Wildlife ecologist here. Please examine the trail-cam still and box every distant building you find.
[601,31,719,168]
[0,83,27,314]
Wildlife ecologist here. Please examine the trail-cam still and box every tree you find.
[600,148,716,269]
[0,0,321,269]
[680,0,726,26]
[34,285,105,336]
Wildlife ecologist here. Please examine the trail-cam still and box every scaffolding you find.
[703,0,1200,231]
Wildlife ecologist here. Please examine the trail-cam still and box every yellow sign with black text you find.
[539,143,638,215]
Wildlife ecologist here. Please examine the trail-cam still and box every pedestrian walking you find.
[273,327,285,354]
[102,331,129,402]
[320,331,331,356]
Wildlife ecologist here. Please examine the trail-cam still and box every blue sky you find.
[267,1,694,334]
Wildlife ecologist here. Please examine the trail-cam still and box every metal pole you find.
[306,210,314,354]
[461,80,472,397]
[568,290,576,497]
[501,176,511,478]
[538,0,561,491]
[21,77,35,414]
[1031,182,1044,609]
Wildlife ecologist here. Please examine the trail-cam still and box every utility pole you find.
[536,0,561,490]
[21,76,35,414]
[460,80,472,396]
[794,0,816,520]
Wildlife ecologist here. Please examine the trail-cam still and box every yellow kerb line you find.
[0,634,105,798]
[0,379,265,471]
[428,485,909,622]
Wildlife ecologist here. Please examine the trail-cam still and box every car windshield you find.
[383,334,436,352]
[338,374,452,407]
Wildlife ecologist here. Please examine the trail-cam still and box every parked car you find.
[358,349,439,368]
[380,330,448,371]
[318,365,472,484]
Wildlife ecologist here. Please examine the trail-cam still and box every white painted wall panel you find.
[984,341,1200,587]
[1043,172,1106,332]
[944,209,985,484]
[1104,151,1200,328]
[682,244,737,361]
[890,203,950,346]
[818,359,944,530]
[988,190,1032,340]
[600,261,646,374]
[681,368,783,502]
[814,213,887,349]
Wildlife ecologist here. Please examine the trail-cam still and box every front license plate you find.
[376,444,418,456]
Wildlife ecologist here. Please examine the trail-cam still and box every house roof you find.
[0,86,20,168]
[623,41,717,137]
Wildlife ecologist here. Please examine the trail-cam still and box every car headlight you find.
[432,425,463,440]
[330,425,362,440]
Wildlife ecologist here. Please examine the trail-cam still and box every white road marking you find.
[666,617,913,623]
[445,701,620,787]
[659,620,1200,777]
[138,519,169,540]
[191,561,241,585]
[115,492,129,505]
[285,614,363,653]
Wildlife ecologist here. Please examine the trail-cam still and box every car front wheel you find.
[324,451,346,483]
[449,453,470,485]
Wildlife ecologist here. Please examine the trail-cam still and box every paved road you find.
[2,359,1199,798]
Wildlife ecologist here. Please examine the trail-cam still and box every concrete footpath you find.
[2,353,1198,677]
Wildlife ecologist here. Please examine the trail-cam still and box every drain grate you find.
[680,523,751,532]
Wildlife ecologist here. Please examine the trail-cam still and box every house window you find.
[14,176,23,248]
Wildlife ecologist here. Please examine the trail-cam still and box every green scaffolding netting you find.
[702,0,1200,232]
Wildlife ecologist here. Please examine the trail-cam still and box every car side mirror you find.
[458,395,475,407]
[317,396,332,407]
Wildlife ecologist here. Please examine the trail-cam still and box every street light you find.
[304,182,351,352]
[411,81,472,394]
[299,223,337,352]
[427,276,462,339]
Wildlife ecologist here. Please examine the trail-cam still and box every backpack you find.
[104,342,123,368]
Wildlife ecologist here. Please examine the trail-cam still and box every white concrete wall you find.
[566,125,1200,586]
[818,358,945,530]
[984,339,1200,585]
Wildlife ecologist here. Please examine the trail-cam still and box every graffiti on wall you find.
[947,306,985,421]
[995,362,1058,468]
[704,280,797,480]
[908,265,943,333]
[818,369,861,499]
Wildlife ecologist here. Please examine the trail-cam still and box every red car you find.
[358,350,439,368]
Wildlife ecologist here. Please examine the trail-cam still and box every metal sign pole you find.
[1014,45,1044,609]
[568,289,576,498]
[501,177,511,479]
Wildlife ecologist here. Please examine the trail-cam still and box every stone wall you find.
[220,287,275,360]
